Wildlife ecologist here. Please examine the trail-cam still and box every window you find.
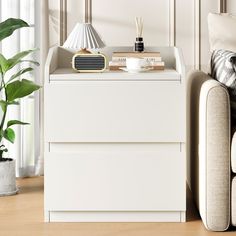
[0,0,40,177]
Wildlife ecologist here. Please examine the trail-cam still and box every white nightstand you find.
[44,46,186,222]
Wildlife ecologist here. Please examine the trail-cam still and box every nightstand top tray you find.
[50,68,180,81]
[45,46,185,83]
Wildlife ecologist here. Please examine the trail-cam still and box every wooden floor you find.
[0,177,235,236]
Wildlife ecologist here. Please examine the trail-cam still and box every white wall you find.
[49,0,236,71]
[49,0,235,73]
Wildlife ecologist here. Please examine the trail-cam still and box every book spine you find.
[109,61,164,66]
[113,52,161,57]
[152,65,164,70]
[112,57,162,62]
[109,61,126,66]
[109,65,165,71]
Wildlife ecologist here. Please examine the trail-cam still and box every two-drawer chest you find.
[44,46,186,222]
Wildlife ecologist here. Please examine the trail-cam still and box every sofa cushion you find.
[231,128,236,173]
[208,13,236,53]
[208,14,236,120]
[232,176,236,226]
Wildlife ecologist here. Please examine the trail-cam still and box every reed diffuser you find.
[135,17,144,52]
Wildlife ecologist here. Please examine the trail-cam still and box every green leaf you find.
[8,67,33,83]
[0,53,8,74]
[0,18,29,42]
[0,145,8,159]
[0,144,8,153]
[7,120,29,128]
[0,100,19,112]
[19,60,40,66]
[6,49,38,72]
[3,128,15,143]
[0,130,3,139]
[0,148,8,152]
[8,100,19,105]
[0,100,6,112]
[6,79,40,101]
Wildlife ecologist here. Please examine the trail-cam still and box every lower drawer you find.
[45,143,185,212]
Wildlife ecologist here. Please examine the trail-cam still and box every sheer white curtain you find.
[39,0,49,176]
[0,0,42,177]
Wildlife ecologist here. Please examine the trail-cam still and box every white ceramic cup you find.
[126,57,149,70]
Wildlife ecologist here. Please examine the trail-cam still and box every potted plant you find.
[0,18,40,196]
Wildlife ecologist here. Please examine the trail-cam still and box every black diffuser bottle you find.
[135,37,144,52]
[134,17,144,52]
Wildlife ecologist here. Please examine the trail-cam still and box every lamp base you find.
[76,48,91,54]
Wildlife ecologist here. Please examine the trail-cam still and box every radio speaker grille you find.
[73,55,106,71]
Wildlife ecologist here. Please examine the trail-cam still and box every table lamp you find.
[63,23,106,72]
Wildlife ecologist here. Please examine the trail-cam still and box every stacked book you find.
[109,51,164,71]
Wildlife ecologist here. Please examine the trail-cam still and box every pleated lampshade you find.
[63,23,105,50]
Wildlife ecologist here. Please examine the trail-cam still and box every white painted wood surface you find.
[45,46,184,77]
[49,68,180,81]
[49,211,183,223]
[227,0,236,13]
[49,142,184,153]
[45,144,185,211]
[44,81,185,142]
[44,46,186,222]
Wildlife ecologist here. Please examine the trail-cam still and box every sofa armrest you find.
[187,70,213,198]
[199,79,230,231]
[187,70,231,231]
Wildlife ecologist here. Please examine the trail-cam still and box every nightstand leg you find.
[44,210,50,222]
[180,211,186,222]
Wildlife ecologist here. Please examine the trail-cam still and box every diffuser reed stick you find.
[135,17,143,38]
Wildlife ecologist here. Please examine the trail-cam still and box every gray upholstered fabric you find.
[187,70,212,208]
[188,70,231,231]
[203,84,231,231]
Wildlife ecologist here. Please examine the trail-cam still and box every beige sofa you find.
[187,12,236,231]
[188,70,232,231]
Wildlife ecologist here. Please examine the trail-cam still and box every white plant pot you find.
[0,159,18,196]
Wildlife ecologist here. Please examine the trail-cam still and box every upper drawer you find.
[44,81,185,142]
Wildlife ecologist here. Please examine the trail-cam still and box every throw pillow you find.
[211,49,236,120]
[208,13,236,53]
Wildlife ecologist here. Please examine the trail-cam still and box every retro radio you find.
[72,53,106,72]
